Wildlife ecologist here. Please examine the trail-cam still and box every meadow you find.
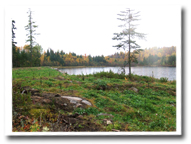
[12,67,176,132]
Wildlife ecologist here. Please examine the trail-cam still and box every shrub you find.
[88,77,95,82]
[160,77,168,82]
[139,81,146,84]
[92,70,126,79]
[94,79,107,90]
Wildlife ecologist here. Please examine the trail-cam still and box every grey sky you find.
[9,3,180,56]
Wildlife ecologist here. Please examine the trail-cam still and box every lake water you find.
[59,66,176,81]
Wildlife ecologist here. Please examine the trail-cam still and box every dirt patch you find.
[12,110,103,132]
[49,113,103,132]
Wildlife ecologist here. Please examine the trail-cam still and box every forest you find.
[12,44,176,68]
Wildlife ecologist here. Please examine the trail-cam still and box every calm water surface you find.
[59,66,176,80]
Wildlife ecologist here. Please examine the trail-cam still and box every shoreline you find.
[53,65,176,69]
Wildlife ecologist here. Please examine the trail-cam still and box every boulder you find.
[61,96,92,107]
[61,96,82,102]
[20,87,93,111]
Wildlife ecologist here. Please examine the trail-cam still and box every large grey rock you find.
[61,96,82,101]
[61,96,92,107]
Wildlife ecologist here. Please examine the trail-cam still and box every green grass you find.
[12,67,176,132]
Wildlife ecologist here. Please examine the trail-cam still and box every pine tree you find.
[12,20,17,67]
[112,8,146,76]
[25,8,39,66]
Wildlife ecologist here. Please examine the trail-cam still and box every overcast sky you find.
[9,3,180,56]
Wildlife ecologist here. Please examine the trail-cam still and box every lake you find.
[59,66,176,81]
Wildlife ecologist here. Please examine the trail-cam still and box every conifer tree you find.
[12,20,17,67]
[112,8,146,76]
[25,8,39,66]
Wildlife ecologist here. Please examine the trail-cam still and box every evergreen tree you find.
[25,8,39,66]
[112,8,146,76]
[12,20,17,67]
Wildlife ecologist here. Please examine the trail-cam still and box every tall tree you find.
[12,20,17,67]
[112,8,146,76]
[25,9,39,66]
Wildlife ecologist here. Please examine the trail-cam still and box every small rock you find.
[107,120,112,125]
[21,90,25,95]
[64,103,67,106]
[129,87,138,93]
[103,119,112,125]
[97,113,113,117]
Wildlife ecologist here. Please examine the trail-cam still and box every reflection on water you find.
[59,66,176,80]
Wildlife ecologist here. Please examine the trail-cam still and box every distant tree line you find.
[107,46,176,67]
[40,49,108,66]
[12,44,176,68]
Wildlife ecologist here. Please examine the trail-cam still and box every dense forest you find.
[12,44,176,67]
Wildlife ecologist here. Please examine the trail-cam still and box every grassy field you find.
[12,67,176,132]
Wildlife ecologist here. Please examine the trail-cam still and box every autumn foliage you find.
[13,46,176,68]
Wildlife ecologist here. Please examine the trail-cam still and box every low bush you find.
[160,77,168,82]
[94,79,107,90]
[92,70,126,79]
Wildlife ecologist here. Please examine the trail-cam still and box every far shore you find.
[52,65,176,69]
[12,65,176,70]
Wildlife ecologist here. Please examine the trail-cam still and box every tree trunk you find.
[29,10,33,67]
[128,9,131,77]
